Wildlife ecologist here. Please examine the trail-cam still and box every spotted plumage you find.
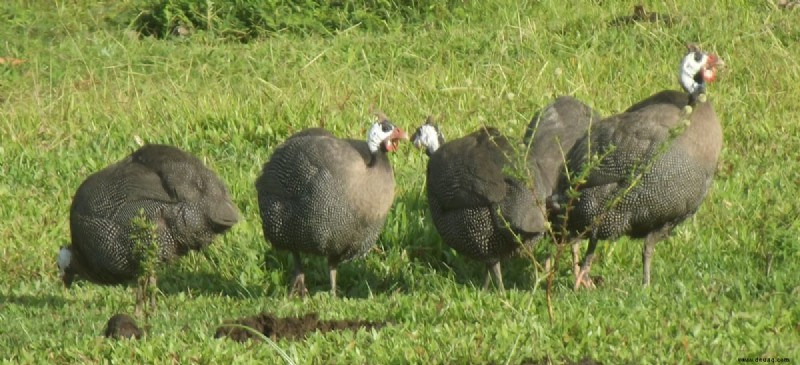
[552,44,725,287]
[61,144,240,286]
[413,121,546,290]
[256,113,407,296]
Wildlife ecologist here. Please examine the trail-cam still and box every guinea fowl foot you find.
[574,238,598,290]
[573,270,596,290]
[290,252,309,297]
[290,272,309,298]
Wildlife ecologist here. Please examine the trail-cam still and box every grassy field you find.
[2,0,799,363]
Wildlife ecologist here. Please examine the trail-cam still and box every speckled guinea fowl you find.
[256,113,408,297]
[412,120,546,291]
[552,44,725,288]
[524,96,601,279]
[59,144,240,286]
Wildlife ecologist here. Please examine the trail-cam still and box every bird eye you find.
[693,52,703,63]
[381,121,393,133]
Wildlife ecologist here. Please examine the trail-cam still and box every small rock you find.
[104,313,143,340]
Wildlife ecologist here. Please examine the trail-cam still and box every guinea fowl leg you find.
[328,259,338,298]
[571,241,582,280]
[574,236,598,290]
[483,262,505,291]
[643,225,672,286]
[642,235,656,286]
[290,252,309,297]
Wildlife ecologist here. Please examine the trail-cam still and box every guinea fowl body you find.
[257,129,395,264]
[563,94,722,240]
[423,126,546,290]
[524,95,601,199]
[64,144,240,286]
[554,46,724,287]
[256,119,406,296]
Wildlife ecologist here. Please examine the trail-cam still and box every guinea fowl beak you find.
[386,128,409,152]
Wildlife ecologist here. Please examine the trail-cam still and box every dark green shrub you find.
[123,0,466,41]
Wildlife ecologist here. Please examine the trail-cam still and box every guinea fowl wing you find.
[259,133,367,198]
[427,130,508,212]
[525,96,601,197]
[624,90,689,113]
[115,162,175,204]
[566,106,683,190]
[130,145,204,201]
[500,177,545,235]
[132,145,239,227]
[131,145,233,203]
[70,161,172,223]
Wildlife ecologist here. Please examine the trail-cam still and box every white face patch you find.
[679,51,708,95]
[412,124,443,154]
[367,121,396,153]
[57,247,72,277]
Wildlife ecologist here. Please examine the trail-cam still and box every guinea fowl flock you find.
[60,44,724,298]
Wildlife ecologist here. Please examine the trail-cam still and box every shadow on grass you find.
[409,245,547,292]
[261,249,417,299]
[487,356,605,365]
[0,293,71,308]
[403,214,552,292]
[252,189,557,297]
[157,266,263,299]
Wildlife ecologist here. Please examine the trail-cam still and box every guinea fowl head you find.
[411,116,445,156]
[679,43,724,98]
[367,112,408,154]
[57,246,76,287]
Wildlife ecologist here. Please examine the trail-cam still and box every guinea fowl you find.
[60,144,240,287]
[412,119,546,291]
[256,112,408,297]
[552,44,724,288]
[524,96,601,278]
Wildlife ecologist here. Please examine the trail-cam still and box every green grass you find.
[2,0,799,363]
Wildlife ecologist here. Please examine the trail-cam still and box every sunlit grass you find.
[1,1,798,364]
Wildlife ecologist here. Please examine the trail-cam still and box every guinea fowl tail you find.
[207,200,241,231]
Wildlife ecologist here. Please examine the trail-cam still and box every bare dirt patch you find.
[503,358,603,365]
[609,5,676,26]
[215,312,387,342]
